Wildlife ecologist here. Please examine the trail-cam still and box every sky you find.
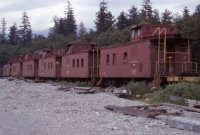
[0,0,199,36]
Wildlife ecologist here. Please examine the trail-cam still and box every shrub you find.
[123,81,149,95]
[149,81,200,104]
[164,81,200,100]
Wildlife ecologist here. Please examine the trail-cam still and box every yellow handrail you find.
[154,61,198,74]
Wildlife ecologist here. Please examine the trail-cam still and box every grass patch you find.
[149,81,200,104]
[122,81,149,96]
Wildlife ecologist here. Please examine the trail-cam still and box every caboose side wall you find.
[38,57,56,78]
[3,64,11,77]
[61,52,90,78]
[99,41,151,78]
[23,61,35,77]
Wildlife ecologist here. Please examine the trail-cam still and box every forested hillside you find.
[0,0,200,73]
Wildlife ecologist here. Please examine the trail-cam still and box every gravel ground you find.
[0,78,198,135]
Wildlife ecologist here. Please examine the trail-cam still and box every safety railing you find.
[150,61,198,76]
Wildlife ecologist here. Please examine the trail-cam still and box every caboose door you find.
[34,59,39,78]
[20,62,23,77]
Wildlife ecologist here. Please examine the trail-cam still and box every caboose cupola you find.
[131,23,182,42]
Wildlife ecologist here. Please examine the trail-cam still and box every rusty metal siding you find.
[61,52,89,78]
[38,57,56,78]
[100,41,151,78]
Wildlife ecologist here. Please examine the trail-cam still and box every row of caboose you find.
[2,23,197,81]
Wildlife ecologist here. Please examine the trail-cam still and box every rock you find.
[111,126,118,130]
[165,116,200,133]
[95,112,100,116]
[136,95,141,98]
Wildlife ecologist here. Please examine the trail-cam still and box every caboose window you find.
[44,63,46,69]
[134,30,140,37]
[138,30,140,36]
[81,59,84,68]
[123,52,128,64]
[135,30,138,36]
[48,62,50,69]
[77,59,79,68]
[73,59,75,68]
[131,31,135,38]
[145,26,151,32]
[169,27,175,32]
[51,62,53,69]
[113,53,116,65]
[106,55,109,65]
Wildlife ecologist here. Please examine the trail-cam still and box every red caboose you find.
[99,23,195,79]
[23,53,41,78]
[38,48,63,78]
[10,56,24,77]
[61,43,99,79]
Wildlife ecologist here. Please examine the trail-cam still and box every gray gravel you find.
[0,78,198,135]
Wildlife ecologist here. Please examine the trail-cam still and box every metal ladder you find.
[152,27,167,75]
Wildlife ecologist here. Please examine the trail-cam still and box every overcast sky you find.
[0,0,199,35]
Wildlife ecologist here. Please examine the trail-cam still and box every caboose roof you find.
[131,23,180,30]
[64,42,96,55]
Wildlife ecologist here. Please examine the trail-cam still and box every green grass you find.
[122,81,149,96]
[149,81,200,104]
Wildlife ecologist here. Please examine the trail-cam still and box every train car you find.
[10,56,24,77]
[99,23,197,81]
[38,48,63,78]
[61,43,99,79]
[23,53,41,78]
[2,23,199,84]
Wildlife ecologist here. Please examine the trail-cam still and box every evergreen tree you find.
[194,3,200,15]
[191,4,200,66]
[183,6,190,18]
[179,7,192,37]
[116,11,129,30]
[0,17,7,44]
[172,12,182,24]
[8,23,18,45]
[128,5,139,25]
[161,9,172,24]
[95,0,114,34]
[78,21,87,37]
[58,18,65,35]
[52,16,60,34]
[64,1,77,37]
[19,11,32,45]
[193,4,200,39]
[140,0,153,22]
[150,9,160,24]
